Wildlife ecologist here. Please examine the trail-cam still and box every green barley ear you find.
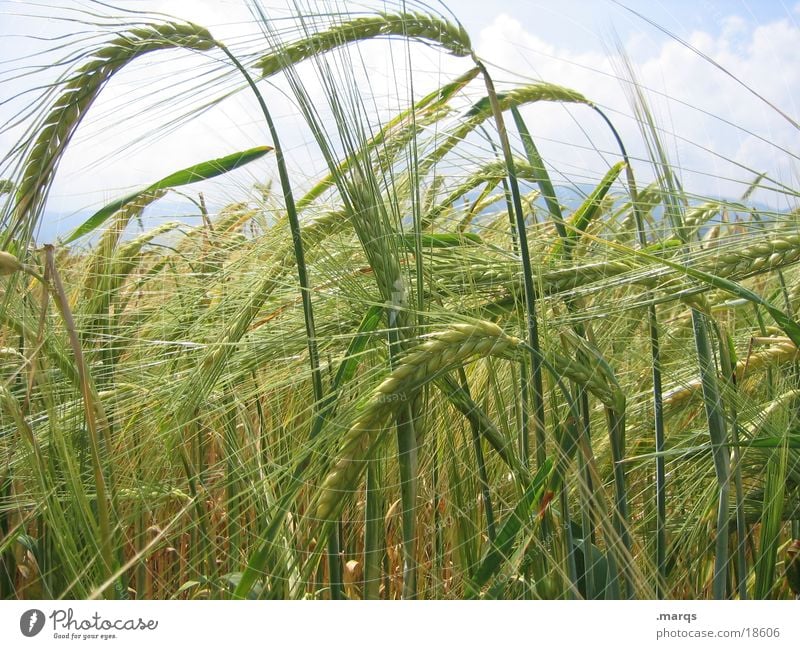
[663,337,800,409]
[466,83,592,119]
[256,12,472,78]
[415,82,593,185]
[422,157,543,228]
[315,320,521,521]
[10,22,217,243]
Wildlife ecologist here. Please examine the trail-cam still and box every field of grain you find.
[1,2,799,600]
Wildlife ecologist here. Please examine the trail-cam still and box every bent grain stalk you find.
[316,320,522,521]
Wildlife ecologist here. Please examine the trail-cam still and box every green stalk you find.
[509,111,633,598]
[473,59,546,474]
[458,368,496,542]
[0,476,13,598]
[406,49,432,598]
[363,458,384,599]
[396,406,418,599]
[44,246,116,596]
[327,524,343,600]
[216,44,324,409]
[387,316,418,599]
[607,408,633,598]
[617,59,732,597]
[754,440,789,598]
[591,104,667,597]
[646,300,667,599]
[223,393,242,576]
[558,487,578,599]
[477,122,533,470]
[432,430,444,598]
[691,310,731,599]
[511,107,632,595]
[216,42,330,594]
[400,41,424,599]
[576,411,597,599]
[717,327,748,599]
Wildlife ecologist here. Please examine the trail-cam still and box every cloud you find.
[475,11,799,205]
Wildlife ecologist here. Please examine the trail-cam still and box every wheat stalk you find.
[315,320,521,520]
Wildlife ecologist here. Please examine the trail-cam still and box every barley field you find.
[0,1,799,600]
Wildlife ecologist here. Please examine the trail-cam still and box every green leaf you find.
[232,489,305,600]
[549,161,625,259]
[573,538,610,599]
[223,572,264,599]
[511,107,564,233]
[331,305,383,388]
[308,304,383,440]
[754,445,788,598]
[736,435,800,449]
[235,306,384,600]
[570,163,624,237]
[467,458,552,596]
[64,145,273,243]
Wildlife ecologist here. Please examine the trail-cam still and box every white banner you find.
[1,600,797,648]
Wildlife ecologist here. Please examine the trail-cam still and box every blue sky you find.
[1,1,798,241]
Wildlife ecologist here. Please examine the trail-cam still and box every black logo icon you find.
[20,609,45,637]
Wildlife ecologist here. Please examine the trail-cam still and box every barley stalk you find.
[416,83,592,184]
[13,23,216,235]
[664,338,800,409]
[315,320,521,520]
[436,231,800,298]
[256,12,471,78]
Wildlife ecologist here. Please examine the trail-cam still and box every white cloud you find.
[476,12,799,205]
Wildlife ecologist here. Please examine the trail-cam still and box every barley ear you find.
[12,22,217,239]
[315,321,521,521]
[256,12,471,78]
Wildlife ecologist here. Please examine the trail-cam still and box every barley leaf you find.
[64,146,273,243]
[551,161,625,258]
